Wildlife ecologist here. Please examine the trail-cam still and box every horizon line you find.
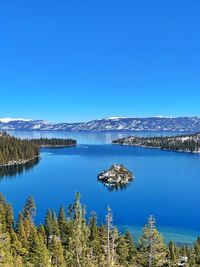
[1,115,200,124]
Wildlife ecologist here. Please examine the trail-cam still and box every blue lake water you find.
[1,131,200,244]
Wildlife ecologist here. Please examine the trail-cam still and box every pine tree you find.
[194,237,200,265]
[103,207,119,267]
[58,205,68,247]
[22,196,36,221]
[105,207,112,266]
[0,204,7,233]
[124,230,136,265]
[65,192,90,267]
[37,224,47,245]
[0,224,14,266]
[16,213,28,251]
[10,230,27,266]
[1,191,200,267]
[168,241,179,265]
[117,235,129,266]
[136,215,167,267]
[38,234,51,267]
[27,226,39,263]
[88,211,101,265]
[98,224,107,266]
[52,209,60,237]
[188,247,196,267]
[27,226,50,266]
[49,235,65,267]
[5,204,14,234]
[45,209,54,245]
[23,215,35,241]
[110,227,119,267]
[0,193,6,206]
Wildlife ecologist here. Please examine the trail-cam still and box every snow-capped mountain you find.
[0,117,200,132]
[0,118,32,123]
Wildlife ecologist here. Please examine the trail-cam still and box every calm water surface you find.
[1,131,199,244]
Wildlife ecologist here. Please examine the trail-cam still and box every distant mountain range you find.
[0,117,200,132]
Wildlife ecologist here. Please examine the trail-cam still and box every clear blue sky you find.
[0,0,199,122]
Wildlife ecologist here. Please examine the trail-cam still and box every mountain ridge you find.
[1,117,200,132]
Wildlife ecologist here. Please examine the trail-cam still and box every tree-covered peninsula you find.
[31,137,77,147]
[0,132,39,166]
[0,192,199,267]
[113,133,200,153]
[0,133,77,166]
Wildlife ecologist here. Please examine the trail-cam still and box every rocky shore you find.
[0,156,39,167]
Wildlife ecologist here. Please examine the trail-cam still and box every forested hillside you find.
[0,132,39,165]
[0,133,77,166]
[32,137,76,147]
[113,133,200,153]
[0,192,199,267]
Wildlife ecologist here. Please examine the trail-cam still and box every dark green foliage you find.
[65,192,90,267]
[22,196,36,221]
[27,226,50,266]
[0,132,39,165]
[0,192,199,266]
[44,209,54,241]
[168,241,179,263]
[5,204,14,234]
[113,133,200,153]
[136,215,167,266]
[124,230,136,264]
[49,235,65,267]
[88,211,102,265]
[37,224,47,245]
[58,206,68,246]
[194,237,200,264]
[16,213,28,251]
[0,132,77,166]
[31,137,77,147]
[52,209,60,237]
[117,235,130,266]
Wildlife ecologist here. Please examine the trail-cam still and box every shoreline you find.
[112,142,200,154]
[0,144,77,167]
[40,144,76,148]
[0,156,39,167]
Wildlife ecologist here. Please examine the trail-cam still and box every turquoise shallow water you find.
[0,131,200,244]
[119,225,200,245]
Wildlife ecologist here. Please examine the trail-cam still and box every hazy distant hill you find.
[1,117,200,132]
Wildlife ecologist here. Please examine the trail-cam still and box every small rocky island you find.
[98,164,134,189]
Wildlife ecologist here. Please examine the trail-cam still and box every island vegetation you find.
[112,133,200,153]
[98,164,133,190]
[0,192,199,267]
[0,132,77,166]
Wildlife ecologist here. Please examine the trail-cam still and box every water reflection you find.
[0,158,40,179]
[99,180,132,192]
[8,131,186,145]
